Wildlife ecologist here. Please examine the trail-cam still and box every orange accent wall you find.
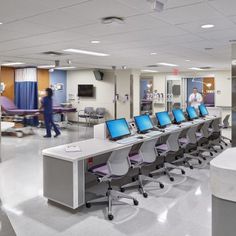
[37,69,49,92]
[0,67,15,101]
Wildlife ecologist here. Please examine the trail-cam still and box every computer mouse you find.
[137,136,144,139]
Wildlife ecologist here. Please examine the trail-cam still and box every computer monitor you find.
[199,104,209,117]
[172,109,186,124]
[106,118,131,140]
[186,106,198,120]
[156,111,172,128]
[134,114,153,133]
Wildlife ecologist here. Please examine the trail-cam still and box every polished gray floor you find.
[0,126,231,236]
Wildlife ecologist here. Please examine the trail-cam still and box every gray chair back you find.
[200,120,212,138]
[211,118,221,133]
[223,114,230,128]
[107,146,132,176]
[186,125,199,144]
[84,107,94,114]
[139,138,160,163]
[96,107,106,116]
[166,130,181,152]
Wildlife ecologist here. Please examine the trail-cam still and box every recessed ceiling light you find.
[55,66,76,70]
[150,52,157,55]
[91,40,100,44]
[189,67,204,71]
[185,59,191,62]
[141,69,158,73]
[0,22,3,25]
[201,24,214,29]
[63,49,109,57]
[37,65,55,69]
[158,62,178,67]
[1,62,25,66]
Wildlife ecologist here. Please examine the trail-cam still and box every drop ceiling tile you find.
[208,0,236,17]
[151,2,223,25]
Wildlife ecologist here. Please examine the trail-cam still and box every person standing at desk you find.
[189,87,203,109]
[40,88,61,138]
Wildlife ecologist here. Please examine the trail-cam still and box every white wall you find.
[67,70,115,122]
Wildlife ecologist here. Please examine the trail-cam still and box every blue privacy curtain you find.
[15,68,38,125]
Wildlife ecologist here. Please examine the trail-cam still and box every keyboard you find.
[116,136,139,144]
[165,125,179,131]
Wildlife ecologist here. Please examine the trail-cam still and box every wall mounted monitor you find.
[186,106,198,120]
[134,114,153,133]
[199,104,209,117]
[78,84,94,97]
[172,109,186,124]
[106,118,131,140]
[156,111,172,128]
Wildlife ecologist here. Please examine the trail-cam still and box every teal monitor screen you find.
[106,118,131,140]
[156,111,172,127]
[172,109,186,123]
[134,114,153,133]
[199,104,209,117]
[186,106,198,119]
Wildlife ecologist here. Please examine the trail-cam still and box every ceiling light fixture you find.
[185,59,191,62]
[141,69,158,73]
[91,40,100,44]
[189,67,204,71]
[38,65,55,69]
[0,22,3,25]
[55,66,76,70]
[1,62,25,66]
[201,24,214,29]
[101,16,125,24]
[158,62,178,67]
[150,52,157,55]
[63,49,109,56]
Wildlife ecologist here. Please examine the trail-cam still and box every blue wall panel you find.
[50,70,67,105]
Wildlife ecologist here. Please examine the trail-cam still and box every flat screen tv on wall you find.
[78,84,94,97]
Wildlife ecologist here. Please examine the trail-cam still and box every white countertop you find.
[210,148,236,202]
[42,117,216,162]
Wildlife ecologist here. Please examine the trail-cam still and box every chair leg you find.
[87,196,108,204]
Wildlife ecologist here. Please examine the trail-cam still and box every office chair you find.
[179,124,205,165]
[120,138,165,198]
[219,114,232,145]
[86,146,139,221]
[149,130,186,182]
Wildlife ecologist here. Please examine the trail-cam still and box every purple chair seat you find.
[6,109,39,115]
[156,144,168,151]
[179,138,188,144]
[129,154,142,163]
[90,164,110,176]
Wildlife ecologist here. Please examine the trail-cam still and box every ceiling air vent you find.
[199,66,212,70]
[41,51,66,56]
[101,16,125,24]
[146,65,160,68]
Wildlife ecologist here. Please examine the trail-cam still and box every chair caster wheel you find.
[163,171,166,175]
[143,192,148,198]
[86,203,91,208]
[170,177,175,182]
[214,150,218,153]
[160,183,164,189]
[132,177,136,182]
[210,152,213,156]
[190,166,193,170]
[203,157,207,160]
[198,160,202,164]
[221,146,224,150]
[120,187,125,193]
[133,199,139,205]
[149,173,153,178]
[181,170,185,175]
[108,214,114,221]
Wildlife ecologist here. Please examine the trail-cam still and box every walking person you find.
[40,88,61,138]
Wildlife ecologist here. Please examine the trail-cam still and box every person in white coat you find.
[189,87,203,109]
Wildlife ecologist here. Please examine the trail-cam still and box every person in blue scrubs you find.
[40,88,61,138]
